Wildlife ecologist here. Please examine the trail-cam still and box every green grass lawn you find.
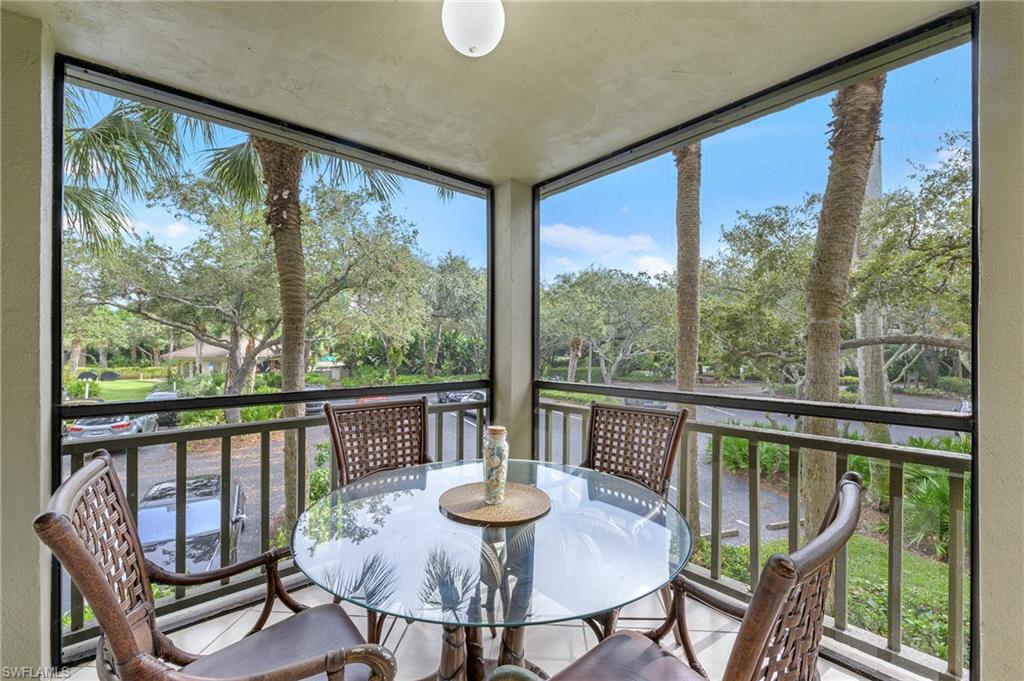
[92,379,161,401]
[690,533,968,662]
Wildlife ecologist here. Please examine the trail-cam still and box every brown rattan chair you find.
[488,472,863,681]
[583,402,688,497]
[580,402,687,641]
[34,452,396,681]
[324,397,430,486]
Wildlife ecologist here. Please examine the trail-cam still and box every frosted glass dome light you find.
[442,0,505,58]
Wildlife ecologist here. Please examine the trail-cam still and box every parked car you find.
[624,397,670,409]
[145,390,180,427]
[136,475,245,573]
[77,371,98,381]
[98,370,120,381]
[64,413,159,453]
[438,389,486,404]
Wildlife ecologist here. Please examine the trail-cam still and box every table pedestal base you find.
[420,625,549,681]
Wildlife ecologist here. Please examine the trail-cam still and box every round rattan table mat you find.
[438,482,551,527]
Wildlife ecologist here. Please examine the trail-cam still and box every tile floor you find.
[67,586,869,681]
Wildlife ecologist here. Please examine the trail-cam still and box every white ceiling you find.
[11,1,968,185]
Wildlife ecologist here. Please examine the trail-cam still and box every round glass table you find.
[291,460,692,680]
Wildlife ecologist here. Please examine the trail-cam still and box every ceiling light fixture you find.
[441,0,504,58]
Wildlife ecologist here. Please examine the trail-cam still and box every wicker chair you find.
[583,402,687,497]
[34,452,396,681]
[581,402,687,641]
[324,397,430,486]
[489,472,863,681]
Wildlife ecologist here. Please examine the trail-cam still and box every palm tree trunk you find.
[252,136,307,528]
[673,142,702,527]
[69,337,83,374]
[801,76,886,542]
[855,142,892,508]
[567,336,582,383]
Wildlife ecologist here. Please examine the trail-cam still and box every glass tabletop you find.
[291,459,692,628]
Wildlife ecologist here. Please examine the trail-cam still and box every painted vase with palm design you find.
[482,425,509,504]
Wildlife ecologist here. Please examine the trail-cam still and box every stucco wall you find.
[977,2,1024,678]
[0,9,54,667]
[492,180,533,459]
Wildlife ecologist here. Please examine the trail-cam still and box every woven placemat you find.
[439,482,551,527]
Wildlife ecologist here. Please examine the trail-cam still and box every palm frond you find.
[305,153,402,203]
[202,140,264,206]
[62,184,136,253]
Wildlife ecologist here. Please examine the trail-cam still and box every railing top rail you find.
[58,379,490,419]
[535,380,972,432]
[60,400,487,455]
[537,398,971,472]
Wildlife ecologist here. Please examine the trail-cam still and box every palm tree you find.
[673,142,702,527]
[801,75,886,542]
[204,135,404,529]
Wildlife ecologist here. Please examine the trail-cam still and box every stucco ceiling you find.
[11,1,968,185]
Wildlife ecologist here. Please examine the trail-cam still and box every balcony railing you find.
[537,397,970,681]
[58,397,488,660]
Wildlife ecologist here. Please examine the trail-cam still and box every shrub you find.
[899,435,971,560]
[710,420,791,479]
[308,442,333,505]
[178,409,224,427]
[937,376,971,397]
[65,379,90,399]
[839,376,860,387]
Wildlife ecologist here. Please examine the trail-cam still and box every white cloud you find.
[540,223,657,258]
[631,255,673,275]
[164,222,191,239]
[540,222,675,278]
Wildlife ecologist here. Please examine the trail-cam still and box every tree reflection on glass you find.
[419,547,478,619]
[321,552,399,608]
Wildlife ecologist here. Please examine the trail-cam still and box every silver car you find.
[65,413,159,451]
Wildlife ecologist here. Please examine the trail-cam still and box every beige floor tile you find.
[818,660,870,680]
[165,610,247,656]
[617,591,668,619]
[203,610,290,654]
[67,663,100,680]
[672,629,737,680]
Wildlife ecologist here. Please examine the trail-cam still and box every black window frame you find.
[530,5,979,679]
[49,55,495,665]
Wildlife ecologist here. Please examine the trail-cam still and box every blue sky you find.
[74,43,969,279]
[540,43,971,280]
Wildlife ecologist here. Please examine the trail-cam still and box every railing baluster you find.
[456,408,466,461]
[748,439,761,590]
[711,432,723,580]
[947,471,965,677]
[561,410,570,466]
[581,412,590,467]
[260,431,270,553]
[476,407,484,458]
[175,441,187,599]
[220,436,231,583]
[787,445,800,554]
[298,427,307,515]
[677,426,689,525]
[435,411,444,462]
[834,451,849,630]
[544,408,552,463]
[887,460,904,651]
[126,446,139,519]
[70,451,85,631]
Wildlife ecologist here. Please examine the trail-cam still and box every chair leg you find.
[676,592,710,679]
[660,584,683,645]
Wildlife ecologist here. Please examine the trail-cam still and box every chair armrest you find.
[146,547,290,586]
[485,666,544,681]
[139,645,396,681]
[672,574,748,621]
[147,546,307,627]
